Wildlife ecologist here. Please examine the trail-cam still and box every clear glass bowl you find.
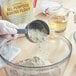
[0,34,72,76]
[73,31,76,42]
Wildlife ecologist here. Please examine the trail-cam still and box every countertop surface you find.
[0,0,76,76]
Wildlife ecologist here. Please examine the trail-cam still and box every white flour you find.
[28,29,48,42]
[19,56,51,67]
[19,27,50,66]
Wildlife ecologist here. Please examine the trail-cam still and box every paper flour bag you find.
[0,0,34,26]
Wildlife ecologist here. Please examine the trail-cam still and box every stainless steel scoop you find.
[17,20,50,43]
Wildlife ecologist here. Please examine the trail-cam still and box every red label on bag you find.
[33,0,37,8]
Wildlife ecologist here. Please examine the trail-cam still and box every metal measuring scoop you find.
[17,20,50,43]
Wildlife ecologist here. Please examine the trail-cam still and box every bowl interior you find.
[6,34,71,67]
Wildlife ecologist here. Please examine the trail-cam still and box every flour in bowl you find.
[19,56,51,67]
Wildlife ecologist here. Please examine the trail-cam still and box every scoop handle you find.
[17,29,27,34]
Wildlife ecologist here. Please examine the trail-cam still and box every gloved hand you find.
[0,20,17,39]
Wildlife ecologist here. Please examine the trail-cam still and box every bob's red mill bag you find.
[0,0,34,26]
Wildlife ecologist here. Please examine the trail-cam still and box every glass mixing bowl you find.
[0,33,72,76]
[73,31,76,42]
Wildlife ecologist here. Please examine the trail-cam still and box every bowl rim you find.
[73,31,76,42]
[0,36,72,69]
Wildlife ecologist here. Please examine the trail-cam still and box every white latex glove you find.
[0,20,17,39]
